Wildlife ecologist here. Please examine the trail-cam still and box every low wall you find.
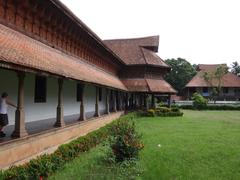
[0,111,124,169]
[175,100,240,106]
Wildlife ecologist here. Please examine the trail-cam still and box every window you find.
[223,87,229,94]
[203,87,208,93]
[76,83,83,102]
[34,76,47,103]
[99,88,102,101]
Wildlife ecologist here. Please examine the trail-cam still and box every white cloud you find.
[60,0,240,66]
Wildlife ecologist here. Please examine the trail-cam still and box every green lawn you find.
[50,110,240,180]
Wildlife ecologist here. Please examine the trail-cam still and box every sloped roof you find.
[0,24,127,90]
[121,78,177,93]
[104,36,170,67]
[197,64,227,71]
[50,0,125,66]
[186,64,240,87]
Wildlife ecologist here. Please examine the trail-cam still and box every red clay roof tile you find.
[0,24,127,90]
[104,36,169,67]
[121,78,177,93]
[186,64,240,87]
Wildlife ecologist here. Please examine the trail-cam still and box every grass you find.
[49,143,142,180]
[50,110,240,180]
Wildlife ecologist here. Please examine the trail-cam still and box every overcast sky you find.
[60,0,240,66]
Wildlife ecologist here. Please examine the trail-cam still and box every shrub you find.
[157,112,183,117]
[157,102,168,108]
[147,109,155,117]
[156,107,171,113]
[171,104,179,108]
[140,107,183,117]
[179,105,194,109]
[109,119,144,162]
[192,92,207,110]
[1,114,136,179]
[171,107,180,112]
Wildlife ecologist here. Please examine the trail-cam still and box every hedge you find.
[139,107,183,117]
[0,113,137,180]
[180,105,240,110]
[157,112,183,117]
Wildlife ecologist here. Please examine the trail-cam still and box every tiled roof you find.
[50,0,125,66]
[104,36,170,67]
[0,24,127,90]
[146,79,177,93]
[121,78,177,93]
[197,64,227,71]
[121,79,149,92]
[186,66,240,87]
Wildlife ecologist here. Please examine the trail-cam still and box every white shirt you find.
[0,98,8,114]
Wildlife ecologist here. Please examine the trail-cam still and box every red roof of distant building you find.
[186,64,240,87]
[197,64,227,71]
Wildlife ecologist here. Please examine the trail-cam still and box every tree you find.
[230,61,240,76]
[203,65,228,102]
[164,58,197,94]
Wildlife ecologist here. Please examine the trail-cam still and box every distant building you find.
[184,64,240,100]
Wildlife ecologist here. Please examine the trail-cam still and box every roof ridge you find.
[103,35,159,42]
[141,47,170,68]
[145,78,151,92]
[140,47,148,65]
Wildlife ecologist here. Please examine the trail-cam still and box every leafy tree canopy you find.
[230,61,240,76]
[203,65,228,102]
[164,58,196,94]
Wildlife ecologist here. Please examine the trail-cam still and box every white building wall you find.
[84,84,96,118]
[63,80,80,117]
[0,69,107,125]
[99,88,106,115]
[84,85,107,117]
[24,74,58,123]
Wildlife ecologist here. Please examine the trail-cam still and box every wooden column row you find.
[11,76,126,138]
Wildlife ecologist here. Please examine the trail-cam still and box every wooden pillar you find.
[79,84,86,121]
[168,94,171,107]
[55,78,65,127]
[144,94,147,109]
[125,93,129,110]
[122,93,125,110]
[113,91,117,112]
[119,92,123,111]
[106,89,110,114]
[151,94,156,109]
[140,94,143,109]
[130,94,134,109]
[12,72,28,138]
[117,91,120,111]
[134,93,137,109]
[94,87,100,117]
